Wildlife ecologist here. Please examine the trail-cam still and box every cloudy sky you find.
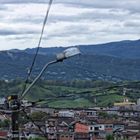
[0,0,140,50]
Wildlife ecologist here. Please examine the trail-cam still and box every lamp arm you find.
[20,60,58,100]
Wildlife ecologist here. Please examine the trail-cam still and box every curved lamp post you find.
[21,47,80,99]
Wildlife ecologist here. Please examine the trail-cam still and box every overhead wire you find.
[22,109,48,138]
[15,0,54,138]
[20,0,53,97]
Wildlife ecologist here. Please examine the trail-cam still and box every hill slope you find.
[0,39,140,81]
[24,39,140,59]
[0,80,140,108]
[0,51,140,81]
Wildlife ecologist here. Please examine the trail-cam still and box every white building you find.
[58,110,74,117]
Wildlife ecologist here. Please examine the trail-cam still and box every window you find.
[95,127,99,130]
[90,127,93,130]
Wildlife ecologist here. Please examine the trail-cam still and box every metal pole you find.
[20,60,58,100]
[11,110,19,140]
[8,95,20,140]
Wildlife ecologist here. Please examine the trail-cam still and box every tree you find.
[29,137,46,140]
[30,111,47,120]
[0,119,10,128]
[98,112,109,119]
[106,135,114,140]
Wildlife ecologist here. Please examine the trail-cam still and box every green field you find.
[0,80,140,108]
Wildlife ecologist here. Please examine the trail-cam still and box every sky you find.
[0,0,140,50]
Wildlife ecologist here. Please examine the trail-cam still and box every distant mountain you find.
[24,39,140,59]
[0,39,140,81]
[24,47,65,55]
[79,39,140,59]
[0,52,140,81]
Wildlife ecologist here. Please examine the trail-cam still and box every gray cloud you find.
[62,0,140,13]
[1,0,139,11]
[0,29,19,36]
[48,10,127,24]
[1,1,139,25]
[0,0,139,50]
[0,5,8,10]
[0,0,49,4]
[6,35,33,40]
[124,21,140,27]
[47,25,91,39]
[54,0,140,17]
[12,16,44,24]
[0,29,38,36]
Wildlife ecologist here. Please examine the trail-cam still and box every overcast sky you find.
[0,0,140,50]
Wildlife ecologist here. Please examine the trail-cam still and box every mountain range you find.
[1,39,140,81]
[23,39,140,59]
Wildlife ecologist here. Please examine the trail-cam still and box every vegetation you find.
[106,135,114,140]
[28,137,46,140]
[0,119,10,128]
[0,79,140,108]
[30,111,48,120]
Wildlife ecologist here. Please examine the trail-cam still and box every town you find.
[0,97,140,140]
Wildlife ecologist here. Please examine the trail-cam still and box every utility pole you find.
[8,95,20,140]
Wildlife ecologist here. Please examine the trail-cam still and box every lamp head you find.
[56,47,80,61]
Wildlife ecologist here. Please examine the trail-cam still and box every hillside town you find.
[0,97,140,140]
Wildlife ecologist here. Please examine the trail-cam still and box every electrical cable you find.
[20,0,53,97]
[22,109,48,138]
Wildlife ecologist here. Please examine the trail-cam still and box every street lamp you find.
[56,47,81,61]
[21,47,80,99]
[10,47,80,140]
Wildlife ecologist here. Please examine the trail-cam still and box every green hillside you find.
[0,80,140,108]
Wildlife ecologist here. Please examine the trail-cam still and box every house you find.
[125,123,140,133]
[74,122,96,140]
[74,132,94,140]
[57,118,75,133]
[25,132,42,139]
[86,110,97,118]
[113,121,125,132]
[114,98,135,107]
[121,132,140,140]
[46,119,57,140]
[0,97,6,109]
[0,131,8,139]
[75,122,89,133]
[57,132,74,140]
[24,121,45,132]
[30,107,55,115]
[89,120,115,138]
[58,110,74,118]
